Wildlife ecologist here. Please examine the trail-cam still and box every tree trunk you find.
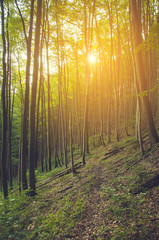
[1,0,8,198]
[129,0,159,145]
[15,0,35,190]
[37,7,45,171]
[46,1,51,171]
[6,7,13,190]
[82,82,89,165]
[29,0,42,196]
[99,57,105,146]
[63,57,68,169]
[83,0,90,165]
[107,1,113,143]
[40,80,44,173]
[75,44,82,154]
[69,113,75,175]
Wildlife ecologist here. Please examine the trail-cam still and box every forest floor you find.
[1,134,159,239]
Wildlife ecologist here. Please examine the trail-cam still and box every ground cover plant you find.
[1,133,159,239]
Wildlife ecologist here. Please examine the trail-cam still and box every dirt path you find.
[68,161,108,240]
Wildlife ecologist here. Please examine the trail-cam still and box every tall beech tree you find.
[6,5,14,189]
[29,0,42,196]
[106,0,113,143]
[83,0,92,165]
[46,0,52,171]
[15,0,35,190]
[35,0,45,170]
[129,0,159,146]
[1,0,8,199]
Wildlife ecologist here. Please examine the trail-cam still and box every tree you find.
[15,0,35,190]
[129,0,159,146]
[69,112,75,175]
[29,0,42,196]
[46,0,52,171]
[1,0,8,199]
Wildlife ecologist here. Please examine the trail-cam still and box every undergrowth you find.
[100,185,151,239]
[0,164,94,240]
[1,134,159,239]
[39,195,87,239]
[0,191,32,239]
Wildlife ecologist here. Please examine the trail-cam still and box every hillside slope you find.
[1,135,159,240]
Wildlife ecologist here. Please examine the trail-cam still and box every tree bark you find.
[6,6,13,190]
[83,0,90,165]
[46,0,51,171]
[15,0,35,190]
[69,113,75,175]
[107,1,113,143]
[129,0,159,145]
[1,0,8,199]
[29,0,42,196]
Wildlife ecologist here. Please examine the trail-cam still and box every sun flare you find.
[88,54,96,63]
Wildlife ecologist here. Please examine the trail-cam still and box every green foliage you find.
[35,164,66,183]
[138,84,158,98]
[137,23,159,51]
[40,195,86,239]
[131,166,153,184]
[0,191,32,240]
[100,184,152,239]
[111,136,137,150]
[11,107,21,165]
[89,134,103,148]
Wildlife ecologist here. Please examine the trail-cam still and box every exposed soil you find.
[70,164,107,240]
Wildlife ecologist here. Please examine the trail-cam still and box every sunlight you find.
[88,53,96,63]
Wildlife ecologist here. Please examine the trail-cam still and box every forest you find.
[0,0,159,239]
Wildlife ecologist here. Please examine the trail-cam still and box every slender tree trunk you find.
[54,112,59,168]
[1,0,8,198]
[83,0,90,165]
[15,0,35,190]
[40,80,44,173]
[99,57,105,146]
[107,1,113,143]
[46,0,51,171]
[69,113,75,175]
[6,7,13,189]
[63,57,68,169]
[95,18,105,145]
[43,82,48,172]
[136,97,144,155]
[18,141,22,193]
[35,67,42,169]
[115,6,121,142]
[29,0,42,196]
[75,44,82,154]
[35,2,45,170]
[60,74,66,168]
[83,82,89,165]
[56,6,67,168]
[8,58,13,189]
[18,101,23,193]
